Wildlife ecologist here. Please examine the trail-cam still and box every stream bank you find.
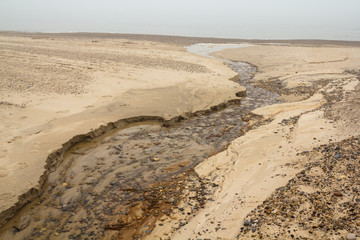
[0,46,280,240]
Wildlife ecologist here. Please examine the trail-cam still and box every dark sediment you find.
[255,77,331,98]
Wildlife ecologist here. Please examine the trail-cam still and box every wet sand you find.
[1,32,360,240]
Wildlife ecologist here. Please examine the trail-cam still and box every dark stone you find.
[334,191,343,197]
[110,181,118,186]
[236,91,246,97]
[244,220,251,227]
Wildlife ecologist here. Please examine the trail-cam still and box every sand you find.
[147,45,360,239]
[1,33,360,240]
[0,33,244,218]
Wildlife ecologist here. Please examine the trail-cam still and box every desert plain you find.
[0,32,360,240]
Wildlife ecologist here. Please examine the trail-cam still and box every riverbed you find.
[0,44,279,240]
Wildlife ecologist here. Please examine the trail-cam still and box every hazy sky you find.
[1,0,360,40]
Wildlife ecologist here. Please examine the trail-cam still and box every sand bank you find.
[0,34,244,220]
[148,44,360,239]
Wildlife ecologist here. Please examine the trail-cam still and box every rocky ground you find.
[239,136,360,240]
[238,70,360,240]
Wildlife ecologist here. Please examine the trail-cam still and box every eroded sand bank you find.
[148,45,360,239]
[0,34,244,220]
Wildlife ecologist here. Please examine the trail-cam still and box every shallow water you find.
[186,43,251,58]
[0,47,279,240]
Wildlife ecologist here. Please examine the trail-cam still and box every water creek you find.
[0,45,279,240]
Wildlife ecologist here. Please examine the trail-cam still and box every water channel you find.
[0,44,279,240]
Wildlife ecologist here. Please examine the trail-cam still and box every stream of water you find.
[0,45,279,240]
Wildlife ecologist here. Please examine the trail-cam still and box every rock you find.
[236,91,246,97]
[152,157,160,162]
[85,177,97,184]
[244,220,251,227]
[110,181,119,186]
[334,191,343,197]
[12,226,24,233]
[346,233,356,240]
[334,154,342,159]
[265,209,272,214]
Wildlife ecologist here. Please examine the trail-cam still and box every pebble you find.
[333,191,343,197]
[85,177,97,184]
[244,220,251,227]
[110,181,118,186]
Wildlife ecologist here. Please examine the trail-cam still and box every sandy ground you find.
[147,45,360,239]
[1,33,360,240]
[0,34,244,219]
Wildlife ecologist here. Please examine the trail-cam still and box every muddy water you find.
[0,53,279,240]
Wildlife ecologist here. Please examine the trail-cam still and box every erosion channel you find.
[0,45,279,240]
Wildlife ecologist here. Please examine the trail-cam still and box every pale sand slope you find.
[148,45,360,239]
[0,35,244,215]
